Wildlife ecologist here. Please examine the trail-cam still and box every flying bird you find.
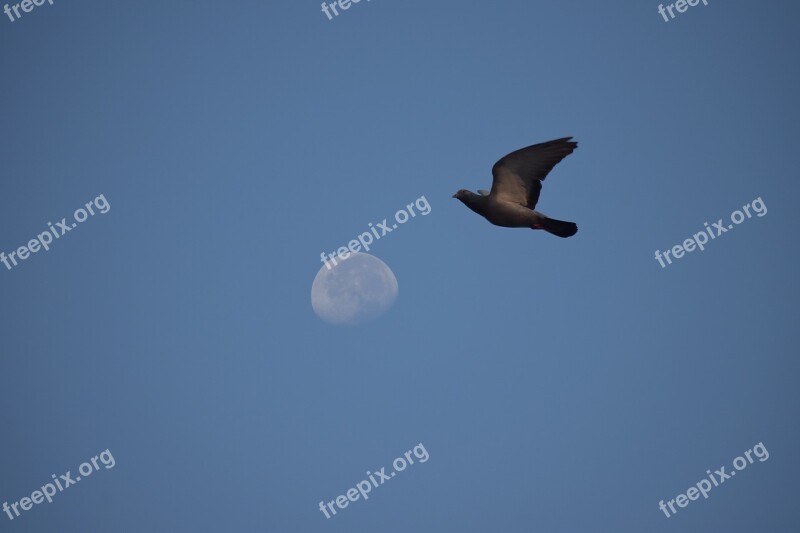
[453,137,579,238]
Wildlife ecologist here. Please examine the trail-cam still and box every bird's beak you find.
[451,193,457,198]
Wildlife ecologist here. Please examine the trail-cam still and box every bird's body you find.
[485,199,544,229]
[453,137,579,238]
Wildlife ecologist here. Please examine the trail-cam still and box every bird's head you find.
[452,188,489,215]
[452,189,474,202]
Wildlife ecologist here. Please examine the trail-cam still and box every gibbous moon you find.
[311,252,399,326]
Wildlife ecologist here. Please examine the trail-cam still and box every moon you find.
[311,252,399,326]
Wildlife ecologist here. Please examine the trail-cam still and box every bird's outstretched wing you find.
[490,137,577,209]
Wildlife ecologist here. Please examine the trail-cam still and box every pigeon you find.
[453,137,578,238]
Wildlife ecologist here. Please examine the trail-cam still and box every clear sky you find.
[1,1,799,531]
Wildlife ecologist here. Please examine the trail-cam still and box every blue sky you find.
[1,1,799,531]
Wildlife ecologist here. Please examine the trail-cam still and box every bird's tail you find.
[540,217,578,238]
